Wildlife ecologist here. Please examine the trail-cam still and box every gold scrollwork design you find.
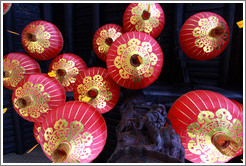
[130,3,160,34]
[187,109,242,163]
[13,82,50,119]
[192,16,228,53]
[43,119,93,162]
[22,24,51,53]
[3,58,25,88]
[52,58,79,87]
[37,126,41,142]
[77,75,112,109]
[96,28,122,54]
[114,38,158,82]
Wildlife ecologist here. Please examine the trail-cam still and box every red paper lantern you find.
[73,67,120,114]
[21,20,63,61]
[93,24,124,61]
[12,73,66,122]
[123,3,165,38]
[3,52,41,91]
[106,31,163,89]
[180,12,230,60]
[231,100,243,113]
[39,101,107,163]
[3,3,11,15]
[48,53,87,92]
[34,121,42,144]
[168,90,243,163]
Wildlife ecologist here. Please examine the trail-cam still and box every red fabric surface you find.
[106,31,163,89]
[231,99,243,113]
[180,12,230,60]
[3,3,11,15]
[39,101,107,163]
[93,24,124,61]
[73,67,120,114]
[33,121,42,144]
[3,52,41,91]
[168,90,243,163]
[123,3,165,38]
[21,20,63,60]
[48,53,87,92]
[12,73,66,122]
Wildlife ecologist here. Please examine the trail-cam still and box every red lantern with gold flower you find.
[73,67,120,114]
[168,90,243,163]
[93,24,124,61]
[106,31,163,89]
[123,3,165,38]
[34,121,42,144]
[48,53,87,92]
[39,101,107,163]
[21,20,63,60]
[12,73,66,122]
[180,12,230,60]
[3,3,11,15]
[3,52,41,91]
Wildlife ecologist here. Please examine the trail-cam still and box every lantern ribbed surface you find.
[93,24,124,61]
[12,73,66,122]
[106,31,163,89]
[39,101,107,163]
[3,3,11,15]
[3,52,41,91]
[168,90,243,163]
[180,12,230,60]
[48,53,87,92]
[123,3,165,38]
[73,67,120,114]
[21,20,63,60]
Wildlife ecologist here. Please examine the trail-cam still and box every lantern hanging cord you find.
[27,144,39,153]
[6,30,20,35]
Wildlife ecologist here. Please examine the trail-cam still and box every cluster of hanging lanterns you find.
[3,2,243,163]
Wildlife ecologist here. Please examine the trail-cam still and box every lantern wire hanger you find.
[27,144,39,154]
[6,30,20,35]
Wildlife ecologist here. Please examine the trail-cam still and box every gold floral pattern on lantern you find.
[130,3,160,33]
[22,25,51,53]
[96,28,122,54]
[13,82,50,118]
[43,119,93,162]
[3,58,25,88]
[77,75,112,109]
[51,58,79,87]
[193,16,229,53]
[114,38,158,82]
[37,126,41,142]
[187,108,242,163]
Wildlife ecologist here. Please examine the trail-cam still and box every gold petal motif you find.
[192,16,228,53]
[52,58,79,87]
[187,109,242,163]
[43,119,93,162]
[130,3,160,34]
[96,28,123,54]
[114,38,158,82]
[77,75,112,109]
[3,58,25,88]
[13,82,50,119]
[22,25,51,54]
[37,127,41,142]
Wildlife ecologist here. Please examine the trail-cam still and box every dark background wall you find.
[3,3,243,163]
